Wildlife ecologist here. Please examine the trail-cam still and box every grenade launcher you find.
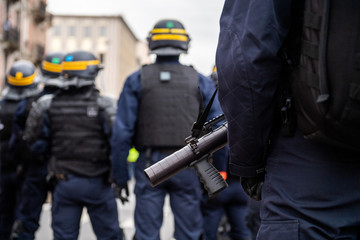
[144,115,229,197]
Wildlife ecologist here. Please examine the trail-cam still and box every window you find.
[99,53,105,63]
[68,26,76,37]
[99,26,106,37]
[83,26,91,38]
[53,26,61,36]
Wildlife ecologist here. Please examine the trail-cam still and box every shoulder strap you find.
[191,88,218,138]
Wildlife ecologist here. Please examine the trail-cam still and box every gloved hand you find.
[113,183,129,205]
[46,172,58,192]
[10,219,23,240]
[241,176,264,201]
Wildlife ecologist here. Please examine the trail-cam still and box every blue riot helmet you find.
[7,60,37,87]
[62,50,101,80]
[147,19,191,56]
[41,52,64,79]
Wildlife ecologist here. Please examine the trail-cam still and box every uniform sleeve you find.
[110,71,141,185]
[13,99,27,134]
[216,0,292,177]
[198,73,223,122]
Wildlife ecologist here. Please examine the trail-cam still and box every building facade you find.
[47,14,150,97]
[0,0,50,89]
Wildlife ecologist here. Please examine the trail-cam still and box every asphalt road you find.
[35,179,175,240]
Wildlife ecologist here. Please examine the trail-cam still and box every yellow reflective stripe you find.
[151,28,187,34]
[7,73,35,86]
[62,60,99,71]
[152,28,170,33]
[170,29,187,34]
[42,61,62,73]
[152,34,188,42]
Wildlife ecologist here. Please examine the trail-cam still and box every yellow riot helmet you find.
[7,60,36,87]
[41,52,65,78]
[210,65,218,87]
[147,19,191,56]
[62,50,101,80]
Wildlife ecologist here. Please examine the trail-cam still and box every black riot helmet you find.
[41,52,65,78]
[147,19,191,56]
[7,60,37,87]
[61,50,101,80]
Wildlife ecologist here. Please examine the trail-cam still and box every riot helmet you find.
[210,65,218,87]
[2,60,41,100]
[7,60,37,87]
[41,52,65,78]
[147,19,190,56]
[62,50,101,80]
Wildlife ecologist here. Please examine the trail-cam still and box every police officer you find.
[201,148,251,240]
[39,52,66,94]
[211,65,261,240]
[0,60,41,240]
[23,50,123,240]
[10,52,65,240]
[111,19,224,240]
[216,0,360,239]
[201,67,251,240]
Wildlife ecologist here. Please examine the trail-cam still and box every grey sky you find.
[47,0,225,75]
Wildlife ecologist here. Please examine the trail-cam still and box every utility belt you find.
[54,173,68,181]
[46,172,111,191]
[45,172,66,191]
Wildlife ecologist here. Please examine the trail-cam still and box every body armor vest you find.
[49,87,110,177]
[135,64,200,147]
[0,100,20,171]
[0,95,38,170]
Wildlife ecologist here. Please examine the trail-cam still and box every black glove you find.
[46,172,58,192]
[113,183,129,205]
[10,220,24,240]
[241,176,264,201]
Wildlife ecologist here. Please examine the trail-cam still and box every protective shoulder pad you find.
[35,94,54,111]
[97,95,117,125]
[23,94,54,143]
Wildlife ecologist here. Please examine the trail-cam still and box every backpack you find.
[283,0,360,151]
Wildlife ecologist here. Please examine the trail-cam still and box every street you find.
[35,179,175,240]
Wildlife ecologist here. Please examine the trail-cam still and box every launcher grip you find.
[191,155,228,197]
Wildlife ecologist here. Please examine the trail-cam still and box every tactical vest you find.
[0,92,40,171]
[0,100,20,171]
[135,64,200,147]
[49,87,110,177]
[283,0,360,151]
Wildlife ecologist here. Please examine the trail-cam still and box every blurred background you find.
[0,0,224,98]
